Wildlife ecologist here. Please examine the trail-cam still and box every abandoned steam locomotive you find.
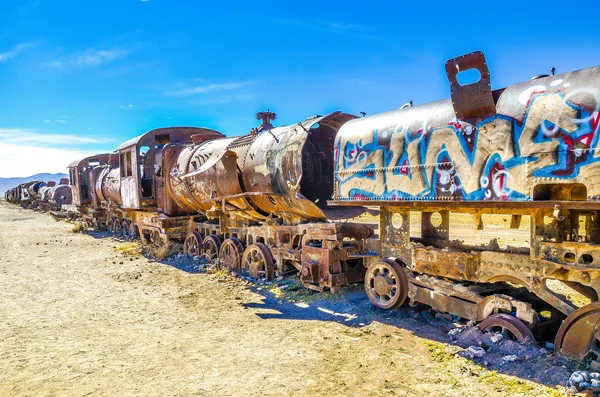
[5,51,600,366]
[6,178,72,212]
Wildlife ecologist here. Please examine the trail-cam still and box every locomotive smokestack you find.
[256,109,277,132]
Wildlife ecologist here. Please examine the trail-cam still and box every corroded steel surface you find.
[165,111,356,223]
[555,302,600,364]
[98,167,122,206]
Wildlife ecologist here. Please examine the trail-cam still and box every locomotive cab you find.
[68,154,110,207]
[116,127,223,210]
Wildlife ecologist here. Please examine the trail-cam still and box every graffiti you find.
[335,89,600,201]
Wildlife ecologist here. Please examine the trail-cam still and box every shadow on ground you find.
[98,231,581,393]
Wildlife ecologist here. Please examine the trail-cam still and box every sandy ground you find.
[0,200,574,396]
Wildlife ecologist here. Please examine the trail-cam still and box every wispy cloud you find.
[0,42,34,63]
[44,48,128,68]
[0,142,98,178]
[0,128,111,146]
[272,19,366,35]
[164,81,254,97]
[189,93,259,106]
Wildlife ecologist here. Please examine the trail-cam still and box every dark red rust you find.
[554,302,600,362]
[478,313,535,342]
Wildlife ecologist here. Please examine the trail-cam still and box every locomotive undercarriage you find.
[184,219,376,293]
[94,203,376,293]
[359,202,600,367]
[90,197,600,365]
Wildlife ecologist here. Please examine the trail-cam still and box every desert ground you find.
[0,200,580,396]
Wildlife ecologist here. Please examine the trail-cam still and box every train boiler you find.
[331,51,600,366]
[162,111,375,291]
[37,178,73,212]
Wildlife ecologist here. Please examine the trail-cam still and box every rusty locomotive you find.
[6,178,72,212]
[5,51,600,366]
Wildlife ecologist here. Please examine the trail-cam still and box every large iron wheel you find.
[479,313,535,342]
[184,231,203,257]
[555,302,600,364]
[148,230,162,245]
[365,258,409,309]
[219,238,244,271]
[121,219,137,239]
[111,218,123,236]
[241,243,274,280]
[202,234,222,263]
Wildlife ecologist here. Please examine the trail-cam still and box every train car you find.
[91,119,375,292]
[96,127,220,238]
[37,178,73,212]
[17,180,41,208]
[66,154,112,225]
[331,51,600,366]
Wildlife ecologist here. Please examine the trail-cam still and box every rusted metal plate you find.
[241,111,356,222]
[120,176,139,209]
[329,200,600,212]
[445,51,496,121]
[379,207,411,265]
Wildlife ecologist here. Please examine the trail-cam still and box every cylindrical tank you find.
[28,181,46,200]
[165,111,355,222]
[334,64,600,202]
[49,185,72,207]
[98,166,122,205]
[38,185,52,201]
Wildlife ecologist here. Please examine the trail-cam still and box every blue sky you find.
[1,0,600,177]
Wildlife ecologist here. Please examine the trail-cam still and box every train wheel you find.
[202,234,221,263]
[129,222,138,239]
[241,243,274,280]
[479,313,535,342]
[149,230,162,245]
[121,220,135,239]
[554,302,600,366]
[112,218,123,236]
[184,231,203,257]
[219,238,244,271]
[365,259,409,309]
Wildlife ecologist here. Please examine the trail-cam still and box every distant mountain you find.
[0,173,69,196]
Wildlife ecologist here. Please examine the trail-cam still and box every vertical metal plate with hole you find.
[445,51,496,121]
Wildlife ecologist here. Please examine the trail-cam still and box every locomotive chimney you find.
[47,181,56,187]
[59,178,69,185]
[256,109,277,132]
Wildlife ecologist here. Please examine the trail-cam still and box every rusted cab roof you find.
[117,127,223,151]
[67,153,111,169]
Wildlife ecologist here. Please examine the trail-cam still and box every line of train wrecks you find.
[5,52,600,368]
